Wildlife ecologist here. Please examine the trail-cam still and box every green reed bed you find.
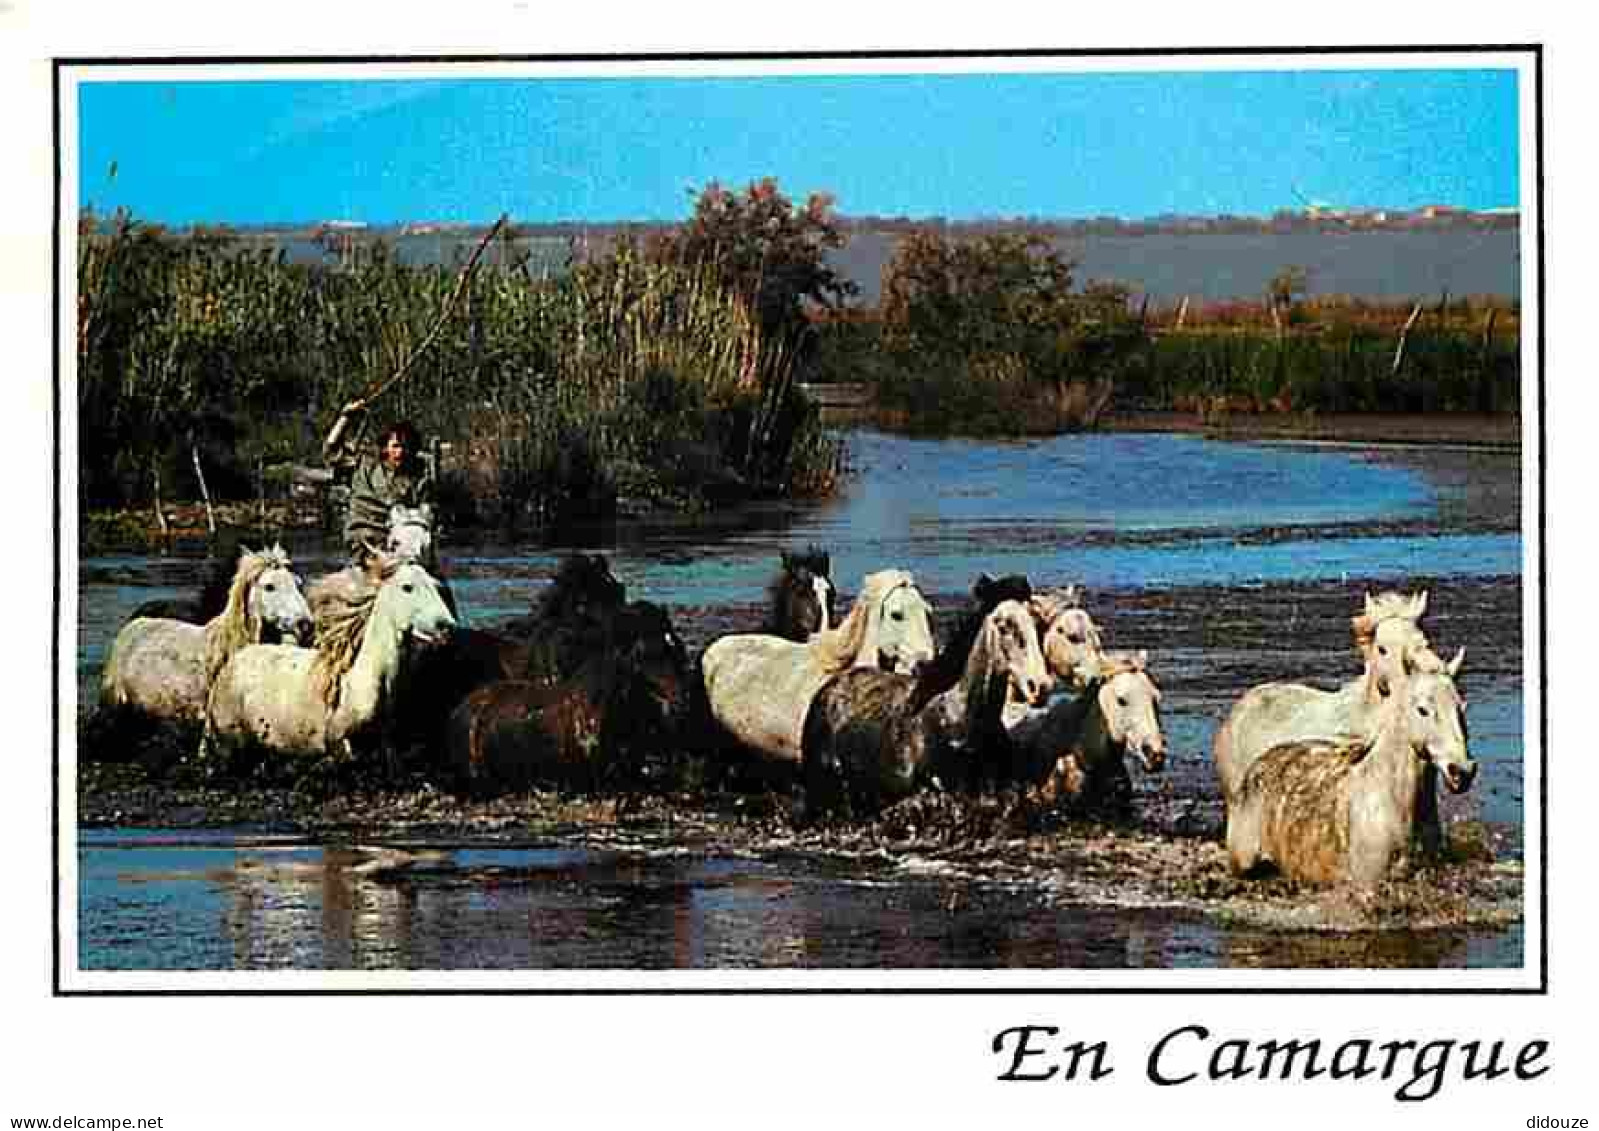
[77,213,839,533]
[812,289,1520,435]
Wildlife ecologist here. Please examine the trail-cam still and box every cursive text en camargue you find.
[992,1024,1551,1102]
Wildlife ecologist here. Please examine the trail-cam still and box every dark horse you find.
[499,551,629,682]
[799,574,1044,821]
[766,548,836,641]
[388,552,632,757]
[446,601,693,796]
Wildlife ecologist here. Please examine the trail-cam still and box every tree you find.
[651,178,859,341]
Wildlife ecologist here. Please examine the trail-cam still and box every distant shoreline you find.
[1100,409,1521,450]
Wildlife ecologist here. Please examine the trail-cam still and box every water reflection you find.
[78,835,1521,971]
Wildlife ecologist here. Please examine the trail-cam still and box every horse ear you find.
[1363,591,1378,618]
[1411,591,1429,620]
[1133,649,1148,670]
[1447,646,1465,677]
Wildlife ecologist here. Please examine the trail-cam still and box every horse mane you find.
[532,553,626,621]
[306,555,400,709]
[913,573,1032,704]
[201,544,292,687]
[194,536,252,621]
[810,569,917,674]
[765,547,832,635]
[1029,584,1080,617]
[1349,589,1428,652]
[1094,649,1153,684]
[783,546,831,576]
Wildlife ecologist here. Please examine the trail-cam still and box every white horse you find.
[99,544,313,726]
[202,554,456,759]
[1029,585,1105,690]
[1004,650,1168,811]
[1212,590,1450,806]
[700,568,937,764]
[384,503,434,564]
[802,599,1052,817]
[1225,656,1475,888]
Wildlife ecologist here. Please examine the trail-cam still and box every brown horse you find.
[447,601,692,796]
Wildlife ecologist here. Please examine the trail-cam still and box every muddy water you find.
[74,430,1528,972]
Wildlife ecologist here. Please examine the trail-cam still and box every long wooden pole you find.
[352,213,509,409]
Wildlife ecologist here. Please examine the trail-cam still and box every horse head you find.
[868,572,936,676]
[1366,615,1439,699]
[1030,587,1104,690]
[386,503,435,563]
[777,549,836,640]
[545,552,627,620]
[984,599,1051,708]
[241,544,314,645]
[1402,658,1476,795]
[372,558,456,647]
[1095,650,1167,773]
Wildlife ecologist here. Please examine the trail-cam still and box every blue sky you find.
[76,67,1521,226]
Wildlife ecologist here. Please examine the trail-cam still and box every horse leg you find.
[1414,763,1444,859]
[1224,795,1266,876]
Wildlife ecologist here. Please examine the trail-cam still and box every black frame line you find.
[51,44,1548,997]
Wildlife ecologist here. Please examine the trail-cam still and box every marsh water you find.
[74,429,1529,973]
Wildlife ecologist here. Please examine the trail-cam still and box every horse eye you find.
[890,610,905,621]
[402,583,415,594]
[1417,705,1430,717]
[1117,695,1128,707]
[1068,632,1083,644]
[1378,645,1389,656]
[263,583,275,592]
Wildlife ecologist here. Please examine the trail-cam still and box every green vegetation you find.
[77,182,847,532]
[78,186,1523,533]
[811,239,1520,433]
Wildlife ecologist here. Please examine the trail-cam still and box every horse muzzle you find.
[410,619,456,648]
[1442,760,1478,794]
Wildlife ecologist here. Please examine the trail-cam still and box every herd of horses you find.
[92,506,1480,892]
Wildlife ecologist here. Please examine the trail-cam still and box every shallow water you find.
[74,429,1529,972]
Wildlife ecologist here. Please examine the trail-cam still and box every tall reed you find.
[76,215,839,528]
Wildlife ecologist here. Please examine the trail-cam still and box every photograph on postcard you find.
[55,50,1541,990]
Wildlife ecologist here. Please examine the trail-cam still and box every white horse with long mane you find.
[201,552,455,759]
[100,544,313,725]
[700,568,937,764]
[1212,590,1453,805]
[1225,657,1476,887]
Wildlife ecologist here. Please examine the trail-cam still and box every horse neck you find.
[1348,699,1425,812]
[332,592,407,730]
